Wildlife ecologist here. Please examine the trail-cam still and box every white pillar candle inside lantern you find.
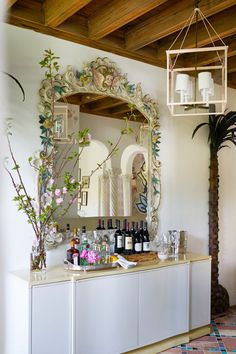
[184,78,193,102]
[198,71,214,103]
[175,74,190,103]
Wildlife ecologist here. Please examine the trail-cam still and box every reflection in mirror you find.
[54,96,149,219]
[39,57,160,244]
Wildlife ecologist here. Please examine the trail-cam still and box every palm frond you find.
[192,111,236,153]
[192,122,208,139]
[3,72,25,101]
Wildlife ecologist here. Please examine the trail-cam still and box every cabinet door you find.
[31,282,72,354]
[75,273,139,354]
[190,259,211,329]
[139,263,189,347]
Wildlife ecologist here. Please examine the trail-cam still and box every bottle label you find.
[117,235,123,248]
[135,243,142,252]
[143,242,150,251]
[73,254,79,266]
[125,237,132,250]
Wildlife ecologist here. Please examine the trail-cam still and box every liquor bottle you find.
[107,218,114,230]
[96,219,102,230]
[142,222,150,253]
[134,222,142,254]
[81,226,90,249]
[66,240,80,265]
[65,223,72,239]
[114,219,123,254]
[123,222,133,255]
[71,227,80,251]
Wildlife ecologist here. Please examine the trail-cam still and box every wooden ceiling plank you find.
[8,0,43,24]
[86,97,125,111]
[8,10,161,67]
[227,56,236,73]
[59,93,105,105]
[156,7,236,62]
[44,0,92,27]
[179,39,236,67]
[7,0,18,9]
[126,0,236,51]
[88,0,167,40]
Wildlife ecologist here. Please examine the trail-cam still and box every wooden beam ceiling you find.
[4,0,236,89]
[88,0,167,40]
[44,0,92,27]
[7,0,18,9]
[125,0,236,51]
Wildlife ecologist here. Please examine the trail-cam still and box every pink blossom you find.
[55,189,61,197]
[87,133,92,141]
[48,178,54,186]
[70,178,75,184]
[56,197,63,205]
[62,187,67,194]
[87,250,100,264]
[80,249,88,259]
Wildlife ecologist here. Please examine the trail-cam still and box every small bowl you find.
[158,253,168,261]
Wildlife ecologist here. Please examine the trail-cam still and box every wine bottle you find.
[142,222,150,252]
[124,222,133,255]
[101,220,105,230]
[130,222,136,253]
[114,219,123,254]
[134,222,142,254]
[107,218,114,230]
[96,219,102,230]
[122,219,127,250]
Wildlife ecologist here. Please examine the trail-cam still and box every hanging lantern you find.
[166,7,228,116]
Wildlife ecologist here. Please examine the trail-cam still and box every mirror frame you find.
[39,57,161,240]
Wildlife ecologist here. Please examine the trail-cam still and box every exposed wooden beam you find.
[8,11,161,67]
[156,7,236,62]
[88,0,167,40]
[59,93,106,105]
[7,0,18,9]
[85,97,125,111]
[227,56,236,73]
[126,0,236,51]
[8,0,44,23]
[44,0,92,27]
[228,72,236,89]
[108,103,131,116]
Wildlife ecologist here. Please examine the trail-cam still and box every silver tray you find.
[64,260,118,272]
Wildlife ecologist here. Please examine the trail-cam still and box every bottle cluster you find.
[114,219,150,255]
[66,219,150,266]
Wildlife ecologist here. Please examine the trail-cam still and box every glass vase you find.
[30,238,46,272]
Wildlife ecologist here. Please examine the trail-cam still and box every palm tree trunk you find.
[209,148,229,315]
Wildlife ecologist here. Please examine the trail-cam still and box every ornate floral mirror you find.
[39,57,160,245]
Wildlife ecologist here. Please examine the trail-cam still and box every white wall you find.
[1,23,236,353]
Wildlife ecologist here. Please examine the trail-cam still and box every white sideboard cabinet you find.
[139,263,189,347]
[10,253,211,354]
[31,282,72,354]
[190,259,211,330]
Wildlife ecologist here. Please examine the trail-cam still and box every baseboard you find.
[124,325,210,354]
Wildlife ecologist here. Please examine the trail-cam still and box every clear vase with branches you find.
[5,49,133,272]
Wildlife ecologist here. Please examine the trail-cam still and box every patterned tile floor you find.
[160,306,236,354]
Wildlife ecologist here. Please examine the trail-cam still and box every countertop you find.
[11,253,211,286]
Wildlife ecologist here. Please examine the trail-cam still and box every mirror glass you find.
[54,94,149,219]
[39,57,160,243]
